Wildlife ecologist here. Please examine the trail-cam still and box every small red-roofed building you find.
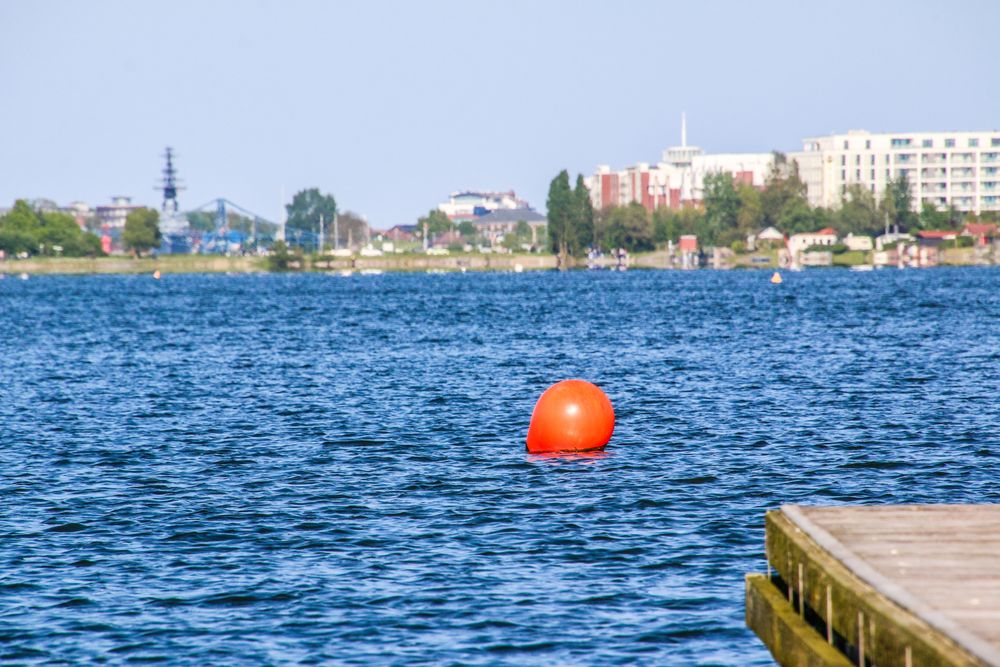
[961,223,998,246]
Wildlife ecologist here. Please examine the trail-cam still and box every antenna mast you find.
[159,147,184,215]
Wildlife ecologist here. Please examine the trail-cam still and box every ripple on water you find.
[1,269,999,665]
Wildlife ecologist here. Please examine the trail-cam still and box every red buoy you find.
[525,380,615,454]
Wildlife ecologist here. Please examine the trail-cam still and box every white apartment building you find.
[587,116,774,211]
[791,130,1000,215]
[437,191,528,222]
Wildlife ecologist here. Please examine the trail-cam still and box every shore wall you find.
[3,246,998,276]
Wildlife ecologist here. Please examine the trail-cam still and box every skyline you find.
[2,0,998,227]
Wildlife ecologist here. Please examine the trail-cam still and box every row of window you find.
[888,137,1000,149]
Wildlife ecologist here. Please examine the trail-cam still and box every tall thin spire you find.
[681,112,687,148]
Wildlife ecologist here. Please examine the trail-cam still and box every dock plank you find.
[788,504,1000,665]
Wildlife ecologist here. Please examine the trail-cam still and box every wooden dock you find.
[746,504,1000,666]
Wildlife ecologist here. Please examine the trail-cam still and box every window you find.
[886,169,890,179]
[969,138,979,148]
[945,138,955,147]
[885,155,891,164]
[865,140,871,149]
[922,139,933,148]
[841,169,846,181]
[871,169,876,180]
[856,169,861,180]
[871,184,875,193]
[841,155,846,166]
[843,140,849,149]
[855,155,861,165]
[870,155,875,165]
[993,138,1000,147]
[891,138,912,147]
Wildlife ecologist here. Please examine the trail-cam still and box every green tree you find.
[267,240,291,271]
[736,184,764,233]
[457,220,477,241]
[836,184,881,236]
[546,170,574,264]
[0,200,102,257]
[761,152,815,233]
[286,188,337,236]
[880,175,915,232]
[416,209,452,246]
[573,175,594,252]
[652,207,677,245]
[703,172,741,244]
[917,202,947,230]
[604,202,654,251]
[122,208,162,256]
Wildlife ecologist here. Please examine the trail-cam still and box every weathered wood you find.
[754,504,1000,667]
[746,573,854,667]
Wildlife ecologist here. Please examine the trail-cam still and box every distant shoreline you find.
[1,248,994,276]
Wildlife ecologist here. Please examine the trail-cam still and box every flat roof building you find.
[791,130,1000,215]
[586,115,775,212]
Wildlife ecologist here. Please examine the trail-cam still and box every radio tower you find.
[159,147,184,216]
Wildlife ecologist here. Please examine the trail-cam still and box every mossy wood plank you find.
[766,506,995,667]
[746,574,854,667]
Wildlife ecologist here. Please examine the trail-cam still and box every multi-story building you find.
[96,196,140,229]
[587,116,775,211]
[437,191,528,222]
[791,130,1000,214]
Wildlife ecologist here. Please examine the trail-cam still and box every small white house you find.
[843,234,873,251]
[788,227,838,256]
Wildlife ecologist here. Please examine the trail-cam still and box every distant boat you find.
[850,265,875,272]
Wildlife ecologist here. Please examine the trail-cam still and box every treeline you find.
[550,153,998,254]
[0,200,103,257]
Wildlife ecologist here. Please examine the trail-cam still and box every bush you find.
[730,240,746,253]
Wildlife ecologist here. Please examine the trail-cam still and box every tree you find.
[332,210,370,249]
[761,153,816,233]
[267,240,291,271]
[652,207,677,245]
[457,220,477,241]
[573,175,594,252]
[703,172,742,246]
[416,209,452,246]
[604,202,654,251]
[546,170,574,265]
[835,184,881,236]
[736,184,764,233]
[880,175,915,232]
[286,188,337,236]
[122,208,161,256]
[0,200,103,257]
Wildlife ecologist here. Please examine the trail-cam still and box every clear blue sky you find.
[1,0,997,227]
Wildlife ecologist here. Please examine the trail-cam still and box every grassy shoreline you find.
[2,247,994,276]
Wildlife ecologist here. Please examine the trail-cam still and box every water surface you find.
[2,269,999,665]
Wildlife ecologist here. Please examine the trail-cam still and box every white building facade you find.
[791,130,1000,215]
[437,191,528,222]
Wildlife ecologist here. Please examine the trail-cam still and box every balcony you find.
[982,153,1000,163]
[921,153,947,164]
[951,153,976,164]
[920,169,948,179]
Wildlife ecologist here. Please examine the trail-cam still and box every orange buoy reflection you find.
[525,379,615,454]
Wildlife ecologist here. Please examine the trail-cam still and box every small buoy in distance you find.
[526,379,615,454]
[770,271,782,284]
[153,270,161,280]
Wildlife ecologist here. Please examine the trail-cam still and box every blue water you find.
[2,269,999,665]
